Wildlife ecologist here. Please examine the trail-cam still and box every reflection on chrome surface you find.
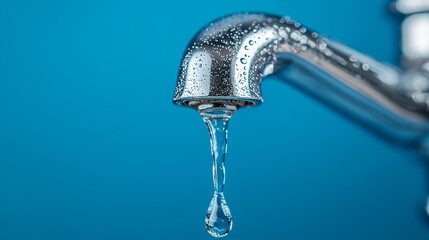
[174,12,429,148]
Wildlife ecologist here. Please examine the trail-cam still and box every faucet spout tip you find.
[173,13,283,109]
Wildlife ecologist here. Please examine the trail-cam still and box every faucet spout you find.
[173,13,429,149]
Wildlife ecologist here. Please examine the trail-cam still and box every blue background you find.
[1,0,429,239]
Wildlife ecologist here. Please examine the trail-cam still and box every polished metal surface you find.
[172,12,429,149]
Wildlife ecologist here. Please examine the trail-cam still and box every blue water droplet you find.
[205,192,233,237]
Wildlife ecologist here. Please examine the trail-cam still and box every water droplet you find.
[311,32,319,38]
[205,192,232,237]
[249,40,255,45]
[240,58,247,64]
[278,28,287,38]
[319,41,328,51]
[244,45,249,50]
[290,30,301,41]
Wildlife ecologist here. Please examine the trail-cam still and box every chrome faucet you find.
[172,0,429,223]
[173,1,429,151]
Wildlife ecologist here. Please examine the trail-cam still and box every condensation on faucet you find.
[173,13,429,148]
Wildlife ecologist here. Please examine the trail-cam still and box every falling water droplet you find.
[199,104,236,238]
[206,192,232,237]
[249,40,255,45]
[240,58,247,64]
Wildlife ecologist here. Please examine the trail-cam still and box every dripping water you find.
[198,103,236,238]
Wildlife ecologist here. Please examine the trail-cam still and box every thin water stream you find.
[199,104,236,237]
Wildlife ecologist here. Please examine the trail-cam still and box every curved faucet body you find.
[173,13,429,149]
